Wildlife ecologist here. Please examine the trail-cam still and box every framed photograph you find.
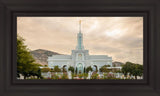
[17,17,144,80]
[0,0,160,96]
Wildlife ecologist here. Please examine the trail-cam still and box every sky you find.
[17,17,143,64]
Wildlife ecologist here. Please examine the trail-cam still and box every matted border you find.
[0,0,160,96]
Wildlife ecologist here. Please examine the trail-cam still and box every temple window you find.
[78,54,82,60]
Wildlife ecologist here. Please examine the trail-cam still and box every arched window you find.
[78,63,82,68]
[78,54,82,60]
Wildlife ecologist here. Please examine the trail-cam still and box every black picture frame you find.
[0,0,160,96]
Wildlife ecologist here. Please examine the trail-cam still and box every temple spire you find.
[79,20,81,33]
[76,20,84,50]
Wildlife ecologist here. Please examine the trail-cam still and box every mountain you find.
[30,49,61,66]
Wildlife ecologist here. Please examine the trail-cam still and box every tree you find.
[131,64,143,79]
[122,62,143,79]
[103,65,110,67]
[86,66,93,73]
[44,65,48,67]
[17,35,41,79]
[84,67,86,73]
[68,66,74,73]
[99,65,109,72]
[62,66,67,72]
[137,64,143,78]
[53,66,61,72]
[28,63,42,79]
[75,67,77,74]
[41,67,51,72]
[121,62,134,77]
[17,36,38,79]
[93,65,98,72]
[37,68,42,79]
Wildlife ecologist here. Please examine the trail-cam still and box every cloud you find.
[17,17,143,64]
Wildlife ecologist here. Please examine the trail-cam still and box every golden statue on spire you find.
[79,20,81,33]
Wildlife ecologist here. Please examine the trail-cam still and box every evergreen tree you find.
[17,35,41,79]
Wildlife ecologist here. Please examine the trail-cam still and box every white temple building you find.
[47,21,112,74]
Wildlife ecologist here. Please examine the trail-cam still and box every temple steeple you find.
[76,20,84,50]
[79,20,81,33]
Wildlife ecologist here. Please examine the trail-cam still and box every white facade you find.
[47,21,112,74]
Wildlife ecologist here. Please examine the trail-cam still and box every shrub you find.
[44,65,48,67]
[71,73,77,79]
[41,67,51,72]
[52,74,59,80]
[78,74,83,79]
[103,73,108,79]
[83,73,88,79]
[91,73,99,79]
[61,74,68,80]
[100,66,109,72]
[53,66,61,72]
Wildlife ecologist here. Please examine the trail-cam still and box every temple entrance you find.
[77,63,83,74]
